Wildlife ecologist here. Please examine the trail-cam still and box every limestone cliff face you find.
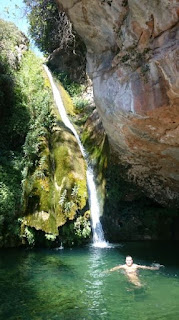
[57,0,179,207]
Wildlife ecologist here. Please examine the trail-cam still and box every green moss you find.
[81,124,108,212]
[23,110,88,239]
[57,82,75,116]
[52,128,87,221]
[24,211,58,235]
[81,127,108,175]
[53,142,72,186]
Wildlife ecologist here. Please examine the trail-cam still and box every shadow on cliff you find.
[115,241,179,269]
[102,159,179,242]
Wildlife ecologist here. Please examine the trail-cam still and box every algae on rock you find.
[22,66,89,246]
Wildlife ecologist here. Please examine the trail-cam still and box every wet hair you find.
[126,255,133,259]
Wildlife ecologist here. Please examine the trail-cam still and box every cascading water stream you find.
[44,65,108,248]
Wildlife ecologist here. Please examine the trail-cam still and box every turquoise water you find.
[0,242,179,320]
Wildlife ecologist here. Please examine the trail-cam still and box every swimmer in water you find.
[109,256,161,287]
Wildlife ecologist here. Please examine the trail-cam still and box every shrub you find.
[45,233,56,241]
[74,216,91,238]
[24,226,35,246]
[73,97,89,113]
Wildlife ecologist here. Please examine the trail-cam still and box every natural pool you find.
[0,242,179,320]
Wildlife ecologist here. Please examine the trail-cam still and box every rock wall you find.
[57,0,179,206]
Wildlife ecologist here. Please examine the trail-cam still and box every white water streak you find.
[44,65,108,247]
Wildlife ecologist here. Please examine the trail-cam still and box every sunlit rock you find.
[57,0,179,206]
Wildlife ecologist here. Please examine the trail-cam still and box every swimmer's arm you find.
[137,265,160,270]
[103,265,124,273]
[109,265,124,272]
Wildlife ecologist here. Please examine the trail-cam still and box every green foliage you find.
[59,184,82,218]
[19,53,57,217]
[59,189,67,207]
[54,71,84,97]
[0,19,89,248]
[71,184,79,199]
[73,97,89,113]
[24,226,35,246]
[64,201,74,217]
[0,20,56,247]
[24,0,74,55]
[0,19,29,150]
[0,177,21,247]
[58,182,91,245]
[74,216,91,238]
[59,213,91,247]
[0,19,28,70]
[18,51,55,167]
[45,233,56,241]
[0,20,30,247]
[24,0,87,83]
[0,182,15,215]
[0,151,24,247]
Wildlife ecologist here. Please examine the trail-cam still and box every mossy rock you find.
[23,97,88,238]
[57,82,75,116]
[81,112,108,213]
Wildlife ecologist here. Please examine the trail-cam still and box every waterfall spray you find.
[44,65,108,247]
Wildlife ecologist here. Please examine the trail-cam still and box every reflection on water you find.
[0,242,179,320]
[84,247,108,316]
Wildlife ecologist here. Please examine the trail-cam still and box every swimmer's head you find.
[126,256,133,267]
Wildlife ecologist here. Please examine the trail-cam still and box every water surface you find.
[0,242,179,320]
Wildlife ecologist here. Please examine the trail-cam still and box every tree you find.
[24,0,87,82]
[24,0,75,55]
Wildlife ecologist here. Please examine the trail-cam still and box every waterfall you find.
[44,65,108,248]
